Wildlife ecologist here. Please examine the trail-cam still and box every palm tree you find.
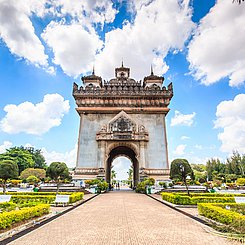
[111,170,116,180]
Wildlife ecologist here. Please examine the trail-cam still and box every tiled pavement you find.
[9,191,238,245]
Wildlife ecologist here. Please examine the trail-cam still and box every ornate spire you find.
[92,65,95,75]
[121,58,124,67]
[151,65,154,75]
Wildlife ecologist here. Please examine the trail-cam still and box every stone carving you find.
[96,111,148,141]
[73,65,173,109]
[110,116,135,132]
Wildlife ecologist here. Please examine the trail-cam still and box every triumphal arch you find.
[73,64,173,186]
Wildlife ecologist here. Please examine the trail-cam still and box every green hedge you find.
[0,204,50,230]
[0,202,17,212]
[0,192,76,196]
[161,193,235,205]
[11,195,55,204]
[69,192,84,203]
[9,192,84,204]
[198,203,245,234]
[175,193,245,197]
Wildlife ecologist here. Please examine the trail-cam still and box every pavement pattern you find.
[9,191,239,245]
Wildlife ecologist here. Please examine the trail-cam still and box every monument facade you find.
[73,64,173,186]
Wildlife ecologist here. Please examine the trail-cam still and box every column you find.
[139,141,146,169]
[76,114,83,168]
[162,115,169,169]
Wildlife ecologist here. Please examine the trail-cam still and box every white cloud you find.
[181,136,190,140]
[94,0,194,79]
[42,22,103,77]
[0,94,70,135]
[0,141,13,153]
[0,0,48,66]
[112,157,132,180]
[51,0,117,25]
[170,110,196,126]
[0,0,195,78]
[214,94,245,154]
[42,145,77,168]
[188,1,245,87]
[173,144,186,155]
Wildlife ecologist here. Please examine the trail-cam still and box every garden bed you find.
[198,203,245,234]
[0,192,84,204]
[160,192,244,205]
[0,204,50,231]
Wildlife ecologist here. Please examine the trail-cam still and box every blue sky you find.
[0,0,244,178]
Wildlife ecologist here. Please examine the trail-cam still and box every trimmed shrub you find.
[0,204,50,230]
[69,192,84,203]
[161,193,236,205]
[198,203,245,234]
[11,195,55,204]
[174,193,244,197]
[135,182,147,194]
[0,192,80,196]
[237,178,245,186]
[136,178,155,194]
[0,192,84,204]
[0,202,17,212]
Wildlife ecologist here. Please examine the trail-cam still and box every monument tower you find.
[73,64,173,186]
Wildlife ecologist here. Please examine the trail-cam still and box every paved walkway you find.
[9,191,238,245]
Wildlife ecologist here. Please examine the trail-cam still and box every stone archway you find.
[106,145,139,187]
[73,64,173,183]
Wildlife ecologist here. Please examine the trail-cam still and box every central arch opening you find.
[106,146,139,188]
[111,156,132,188]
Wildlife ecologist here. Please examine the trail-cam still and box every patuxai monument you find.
[73,63,173,187]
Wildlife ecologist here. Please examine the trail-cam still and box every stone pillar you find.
[76,115,83,168]
[97,141,106,179]
[139,141,146,169]
[162,115,169,169]
[97,141,104,168]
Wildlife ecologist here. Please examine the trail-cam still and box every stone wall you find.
[76,112,168,170]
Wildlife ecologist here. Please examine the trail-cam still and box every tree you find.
[26,147,47,169]
[111,170,117,181]
[46,162,70,194]
[226,151,244,176]
[0,160,18,194]
[0,147,34,174]
[127,167,133,187]
[26,175,39,185]
[206,158,225,181]
[170,159,194,195]
[20,168,46,180]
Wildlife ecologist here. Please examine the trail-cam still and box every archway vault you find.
[74,65,172,183]
[106,145,139,187]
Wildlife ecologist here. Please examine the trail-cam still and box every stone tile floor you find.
[9,191,239,245]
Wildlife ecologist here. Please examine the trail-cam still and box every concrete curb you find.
[0,194,99,245]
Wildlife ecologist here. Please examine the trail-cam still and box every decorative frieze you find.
[96,111,149,141]
[73,65,173,112]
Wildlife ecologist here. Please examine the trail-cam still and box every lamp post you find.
[179,163,190,195]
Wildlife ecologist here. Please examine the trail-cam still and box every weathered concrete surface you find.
[9,191,238,245]
[77,113,168,169]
